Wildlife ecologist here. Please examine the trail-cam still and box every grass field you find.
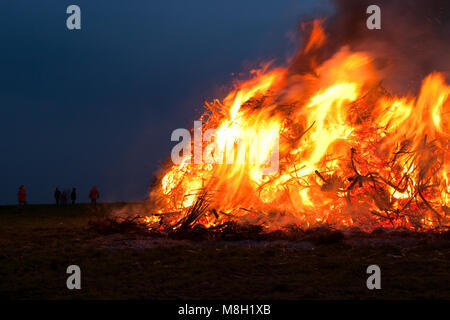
[0,203,449,300]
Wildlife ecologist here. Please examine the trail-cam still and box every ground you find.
[0,203,449,299]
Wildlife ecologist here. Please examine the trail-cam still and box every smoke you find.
[291,0,450,93]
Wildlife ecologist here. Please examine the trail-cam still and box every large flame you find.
[149,21,450,231]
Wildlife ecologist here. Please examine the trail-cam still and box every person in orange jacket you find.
[18,185,27,208]
[89,186,99,207]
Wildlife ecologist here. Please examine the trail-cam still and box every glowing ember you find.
[148,21,449,232]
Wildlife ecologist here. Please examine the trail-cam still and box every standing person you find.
[17,185,27,208]
[61,191,68,206]
[89,186,99,207]
[71,188,77,205]
[54,188,61,206]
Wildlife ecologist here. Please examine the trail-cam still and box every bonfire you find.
[145,20,449,234]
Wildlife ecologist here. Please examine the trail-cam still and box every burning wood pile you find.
[144,19,449,234]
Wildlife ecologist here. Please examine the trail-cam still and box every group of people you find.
[16,185,100,208]
[54,188,77,205]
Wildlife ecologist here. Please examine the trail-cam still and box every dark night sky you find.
[0,0,332,204]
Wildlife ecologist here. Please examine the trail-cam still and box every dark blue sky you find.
[0,0,332,204]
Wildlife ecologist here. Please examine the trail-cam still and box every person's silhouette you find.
[18,185,27,208]
[61,191,68,205]
[89,186,99,207]
[71,188,77,205]
[54,188,61,206]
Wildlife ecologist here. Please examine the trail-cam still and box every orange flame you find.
[149,21,450,231]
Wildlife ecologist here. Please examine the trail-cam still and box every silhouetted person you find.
[61,191,68,206]
[54,188,61,206]
[89,186,99,207]
[71,188,77,204]
[18,185,27,208]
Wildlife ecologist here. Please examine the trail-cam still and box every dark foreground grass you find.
[0,204,449,299]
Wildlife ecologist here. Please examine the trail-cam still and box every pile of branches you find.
[88,216,154,235]
[89,189,450,243]
[88,212,450,243]
[89,215,346,244]
[150,84,449,232]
